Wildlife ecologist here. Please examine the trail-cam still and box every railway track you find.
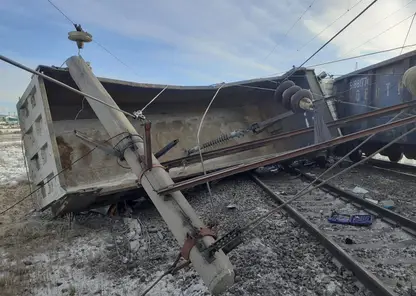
[365,158,416,178]
[252,169,416,296]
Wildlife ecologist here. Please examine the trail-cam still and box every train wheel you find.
[387,151,403,162]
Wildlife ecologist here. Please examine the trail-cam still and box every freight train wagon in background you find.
[330,49,416,162]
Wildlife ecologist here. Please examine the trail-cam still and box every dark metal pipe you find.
[157,114,416,195]
[155,139,179,159]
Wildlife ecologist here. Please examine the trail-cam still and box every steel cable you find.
[400,12,416,55]
[297,0,364,52]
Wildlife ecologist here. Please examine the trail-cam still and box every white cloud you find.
[1,0,416,109]
[304,0,416,60]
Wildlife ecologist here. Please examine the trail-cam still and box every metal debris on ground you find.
[327,211,373,226]
[364,197,379,205]
[352,186,369,195]
[380,199,395,209]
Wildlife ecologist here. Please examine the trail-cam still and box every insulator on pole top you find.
[68,24,92,51]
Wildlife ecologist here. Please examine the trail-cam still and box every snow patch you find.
[0,139,26,186]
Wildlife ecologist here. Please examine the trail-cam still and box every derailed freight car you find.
[17,65,337,215]
[332,50,416,162]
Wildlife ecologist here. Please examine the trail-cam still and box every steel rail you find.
[157,114,416,195]
[162,99,416,169]
[251,174,396,296]
[365,158,416,174]
[295,169,416,233]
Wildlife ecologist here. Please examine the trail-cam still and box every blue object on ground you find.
[328,212,373,226]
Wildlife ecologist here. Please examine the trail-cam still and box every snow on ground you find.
[373,153,416,166]
[0,137,26,186]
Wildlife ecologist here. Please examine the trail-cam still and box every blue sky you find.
[1,0,416,114]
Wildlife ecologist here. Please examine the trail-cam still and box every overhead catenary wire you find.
[359,0,415,36]
[296,0,364,52]
[263,0,316,61]
[46,0,75,25]
[400,12,416,55]
[306,43,416,68]
[343,12,415,57]
[46,0,143,79]
[296,0,379,69]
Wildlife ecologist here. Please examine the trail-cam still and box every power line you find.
[297,0,379,68]
[307,43,416,68]
[47,0,76,25]
[360,0,414,34]
[92,40,143,79]
[297,0,364,52]
[344,12,415,56]
[45,0,142,79]
[263,0,316,61]
[400,12,416,55]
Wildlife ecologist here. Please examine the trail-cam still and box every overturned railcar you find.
[332,50,416,162]
[17,66,337,215]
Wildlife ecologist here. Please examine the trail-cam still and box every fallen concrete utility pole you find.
[157,113,416,195]
[66,56,234,295]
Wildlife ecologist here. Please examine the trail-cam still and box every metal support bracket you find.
[250,111,294,134]
[202,227,243,260]
[181,228,217,261]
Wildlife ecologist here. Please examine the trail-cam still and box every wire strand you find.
[400,12,416,55]
[93,40,144,79]
[307,43,416,68]
[141,85,169,113]
[263,0,316,61]
[46,0,75,25]
[297,0,364,52]
[297,0,379,68]
[196,84,226,219]
[343,12,415,57]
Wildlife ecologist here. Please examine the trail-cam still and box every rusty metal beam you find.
[162,99,416,169]
[157,114,416,195]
